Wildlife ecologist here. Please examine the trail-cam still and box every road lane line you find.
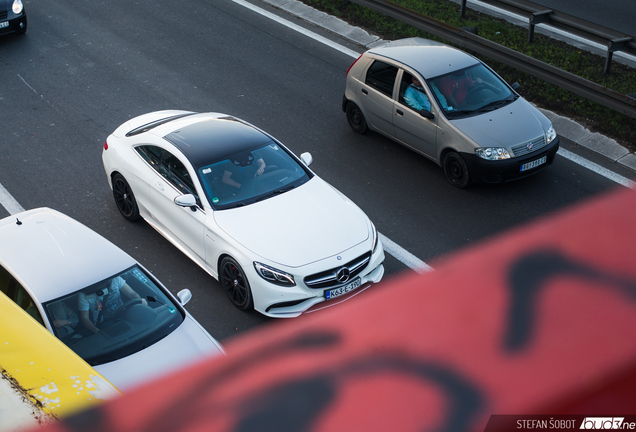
[557,148,636,189]
[18,74,39,94]
[379,233,433,274]
[0,183,25,215]
[232,0,361,58]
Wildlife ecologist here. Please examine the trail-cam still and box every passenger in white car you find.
[49,301,79,339]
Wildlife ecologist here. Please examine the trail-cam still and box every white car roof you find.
[368,37,480,79]
[0,208,135,303]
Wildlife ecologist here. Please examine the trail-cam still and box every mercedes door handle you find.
[155,182,165,191]
[361,89,368,95]
[396,109,404,116]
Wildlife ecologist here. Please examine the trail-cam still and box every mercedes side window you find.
[0,265,44,325]
[136,145,164,171]
[365,60,398,98]
[160,151,198,200]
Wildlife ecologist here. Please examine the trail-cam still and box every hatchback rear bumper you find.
[462,137,560,184]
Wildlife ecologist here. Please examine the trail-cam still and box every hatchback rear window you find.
[365,60,398,97]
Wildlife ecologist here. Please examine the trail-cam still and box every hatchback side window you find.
[365,60,398,98]
[0,265,44,325]
[160,151,198,199]
[136,145,164,171]
[399,72,431,112]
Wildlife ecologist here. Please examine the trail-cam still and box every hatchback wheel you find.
[220,257,253,310]
[443,152,471,189]
[346,102,368,134]
[112,173,141,221]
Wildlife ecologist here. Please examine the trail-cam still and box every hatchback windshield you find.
[429,63,517,119]
[197,141,311,209]
[43,265,185,366]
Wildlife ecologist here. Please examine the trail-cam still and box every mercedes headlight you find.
[254,262,295,287]
[546,125,557,144]
[371,221,379,253]
[12,0,23,14]
[475,147,511,160]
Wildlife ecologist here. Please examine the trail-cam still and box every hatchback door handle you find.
[155,182,165,191]
[361,89,368,95]
[396,109,404,116]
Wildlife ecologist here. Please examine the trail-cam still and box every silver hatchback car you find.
[342,38,559,188]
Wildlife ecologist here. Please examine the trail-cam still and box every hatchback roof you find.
[368,37,480,79]
[0,208,135,303]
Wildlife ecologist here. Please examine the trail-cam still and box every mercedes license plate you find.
[325,278,361,300]
[0,22,8,29]
[520,155,547,172]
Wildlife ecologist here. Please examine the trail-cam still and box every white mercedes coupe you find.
[102,111,385,318]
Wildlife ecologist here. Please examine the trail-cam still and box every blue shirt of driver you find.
[404,83,431,112]
[404,83,449,112]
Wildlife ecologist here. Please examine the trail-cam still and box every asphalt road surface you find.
[0,0,632,343]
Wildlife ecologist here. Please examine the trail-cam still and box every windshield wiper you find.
[258,184,296,201]
[446,109,475,119]
[476,98,513,113]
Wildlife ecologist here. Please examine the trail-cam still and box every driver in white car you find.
[78,277,146,334]
[222,151,266,190]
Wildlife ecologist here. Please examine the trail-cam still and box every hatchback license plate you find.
[325,278,361,300]
[0,22,8,29]
[520,155,547,172]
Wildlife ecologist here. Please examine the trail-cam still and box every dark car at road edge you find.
[0,0,26,37]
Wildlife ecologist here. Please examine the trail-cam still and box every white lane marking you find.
[18,74,39,94]
[558,148,636,189]
[231,0,361,58]
[380,233,433,274]
[0,183,25,215]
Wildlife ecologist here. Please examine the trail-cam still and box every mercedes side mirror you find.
[300,152,313,167]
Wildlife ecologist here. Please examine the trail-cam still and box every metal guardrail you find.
[460,0,636,73]
[346,0,636,119]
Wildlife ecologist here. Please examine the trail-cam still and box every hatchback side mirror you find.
[177,289,192,306]
[511,82,520,91]
[300,152,313,167]
[419,109,435,120]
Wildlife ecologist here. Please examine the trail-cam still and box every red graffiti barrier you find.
[35,186,636,432]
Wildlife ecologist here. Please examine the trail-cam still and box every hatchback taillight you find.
[346,54,363,76]
[103,141,108,150]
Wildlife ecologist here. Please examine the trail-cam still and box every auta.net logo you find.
[580,418,630,429]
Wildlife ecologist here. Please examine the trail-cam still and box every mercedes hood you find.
[213,177,371,268]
